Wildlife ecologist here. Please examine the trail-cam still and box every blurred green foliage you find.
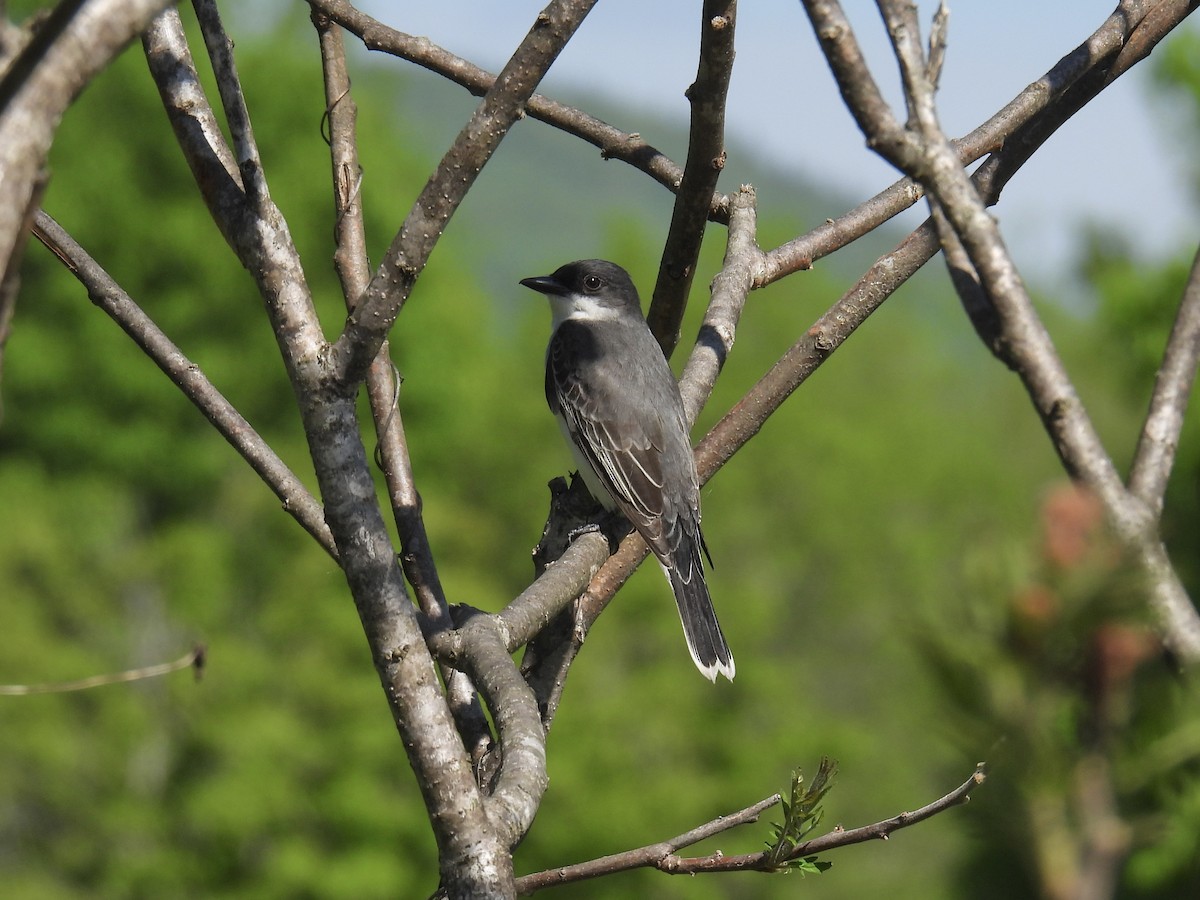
[1,12,1198,900]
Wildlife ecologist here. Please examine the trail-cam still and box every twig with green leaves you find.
[513,761,985,893]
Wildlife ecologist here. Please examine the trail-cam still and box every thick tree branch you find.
[191,0,269,211]
[0,1,89,115]
[0,0,175,300]
[147,12,508,892]
[828,0,1200,658]
[312,10,494,767]
[30,211,338,558]
[144,9,327,378]
[326,0,600,387]
[449,611,548,849]
[1128,244,1200,515]
[647,0,737,355]
[313,10,448,622]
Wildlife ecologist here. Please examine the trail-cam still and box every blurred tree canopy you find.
[1,11,1198,900]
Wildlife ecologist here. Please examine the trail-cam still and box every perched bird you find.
[520,259,735,682]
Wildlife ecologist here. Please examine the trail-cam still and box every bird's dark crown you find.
[521,259,641,309]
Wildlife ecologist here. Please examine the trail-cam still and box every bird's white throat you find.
[548,292,625,330]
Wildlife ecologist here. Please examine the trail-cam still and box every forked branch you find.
[514,764,986,893]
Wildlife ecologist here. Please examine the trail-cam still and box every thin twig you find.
[304,0,725,220]
[761,2,1187,285]
[326,0,601,387]
[1128,243,1200,515]
[778,763,985,859]
[514,791,781,894]
[30,211,338,558]
[514,764,986,891]
[647,0,738,355]
[0,645,206,695]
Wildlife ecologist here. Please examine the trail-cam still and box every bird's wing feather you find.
[547,320,681,549]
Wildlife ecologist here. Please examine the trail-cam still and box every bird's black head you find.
[519,259,641,314]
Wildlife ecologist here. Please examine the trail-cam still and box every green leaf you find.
[765,758,839,871]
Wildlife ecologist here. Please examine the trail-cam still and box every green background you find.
[2,9,1198,899]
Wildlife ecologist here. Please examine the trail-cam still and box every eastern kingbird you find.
[520,259,735,682]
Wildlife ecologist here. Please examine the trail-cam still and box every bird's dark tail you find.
[663,544,735,682]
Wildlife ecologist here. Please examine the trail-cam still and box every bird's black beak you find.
[519,274,566,296]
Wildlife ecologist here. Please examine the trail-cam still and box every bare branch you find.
[312,9,494,764]
[498,530,611,653]
[514,764,986,891]
[191,0,269,210]
[313,12,370,304]
[305,0,725,221]
[312,10,451,620]
[448,610,548,849]
[142,10,244,246]
[0,0,175,297]
[30,211,338,558]
[327,0,601,387]
[801,0,912,165]
[514,792,781,894]
[148,12,507,887]
[0,644,205,695]
[931,201,1012,367]
[763,1,1189,285]
[678,184,763,423]
[926,1,950,90]
[830,0,1200,659]
[144,10,326,379]
[0,1,87,114]
[647,0,737,355]
[1129,244,1200,515]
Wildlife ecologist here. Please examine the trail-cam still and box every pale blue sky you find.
[362,1,1196,281]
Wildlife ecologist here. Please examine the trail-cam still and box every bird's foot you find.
[566,521,602,544]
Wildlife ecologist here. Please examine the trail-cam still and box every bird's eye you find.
[582,274,603,292]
